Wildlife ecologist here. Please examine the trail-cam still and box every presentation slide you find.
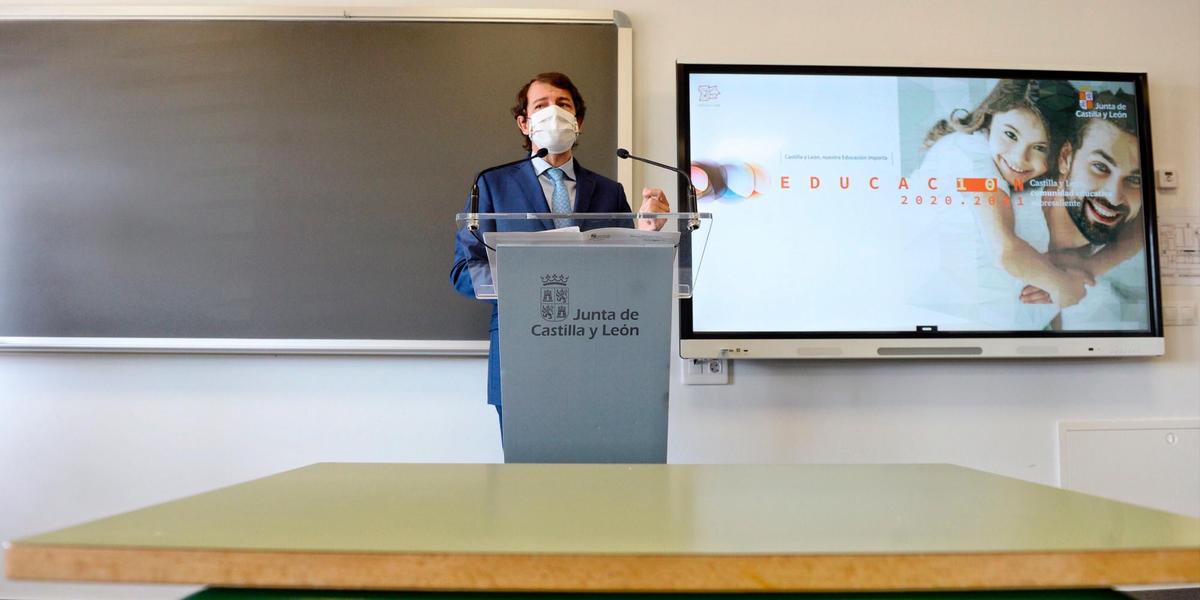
[687,73,1151,333]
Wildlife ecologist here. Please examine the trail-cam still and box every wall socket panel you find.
[681,358,729,385]
[1155,168,1178,189]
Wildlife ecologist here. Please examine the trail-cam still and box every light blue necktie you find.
[546,167,572,228]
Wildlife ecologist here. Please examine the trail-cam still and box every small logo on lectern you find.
[540,274,569,322]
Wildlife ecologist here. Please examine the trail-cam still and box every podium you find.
[455,212,711,463]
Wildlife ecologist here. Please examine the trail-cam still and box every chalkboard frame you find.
[0,7,633,355]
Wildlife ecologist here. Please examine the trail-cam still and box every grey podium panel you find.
[498,243,674,463]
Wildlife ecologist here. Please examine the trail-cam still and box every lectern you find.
[455,212,711,463]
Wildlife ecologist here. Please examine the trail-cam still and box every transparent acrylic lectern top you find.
[454,212,712,300]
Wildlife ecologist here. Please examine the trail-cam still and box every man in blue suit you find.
[450,72,670,427]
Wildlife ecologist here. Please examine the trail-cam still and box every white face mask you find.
[526,105,579,154]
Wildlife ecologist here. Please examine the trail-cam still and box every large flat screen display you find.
[678,64,1163,359]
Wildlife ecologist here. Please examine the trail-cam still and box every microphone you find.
[468,148,549,231]
[615,148,700,230]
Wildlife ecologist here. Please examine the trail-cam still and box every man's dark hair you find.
[511,72,587,151]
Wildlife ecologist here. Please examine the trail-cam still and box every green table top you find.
[16,462,1200,555]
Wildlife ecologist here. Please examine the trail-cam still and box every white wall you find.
[0,354,501,599]
[2,1,1198,597]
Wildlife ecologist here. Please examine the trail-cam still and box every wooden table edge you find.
[7,543,1200,591]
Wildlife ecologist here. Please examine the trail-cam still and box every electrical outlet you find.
[681,357,729,385]
[1156,168,1179,189]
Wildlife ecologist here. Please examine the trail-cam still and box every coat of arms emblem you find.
[540,274,569,322]
[1078,90,1095,110]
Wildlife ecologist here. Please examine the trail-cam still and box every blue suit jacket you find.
[450,158,632,408]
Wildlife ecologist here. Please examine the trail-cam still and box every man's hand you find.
[637,187,669,231]
[1027,268,1094,308]
[1056,267,1095,309]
